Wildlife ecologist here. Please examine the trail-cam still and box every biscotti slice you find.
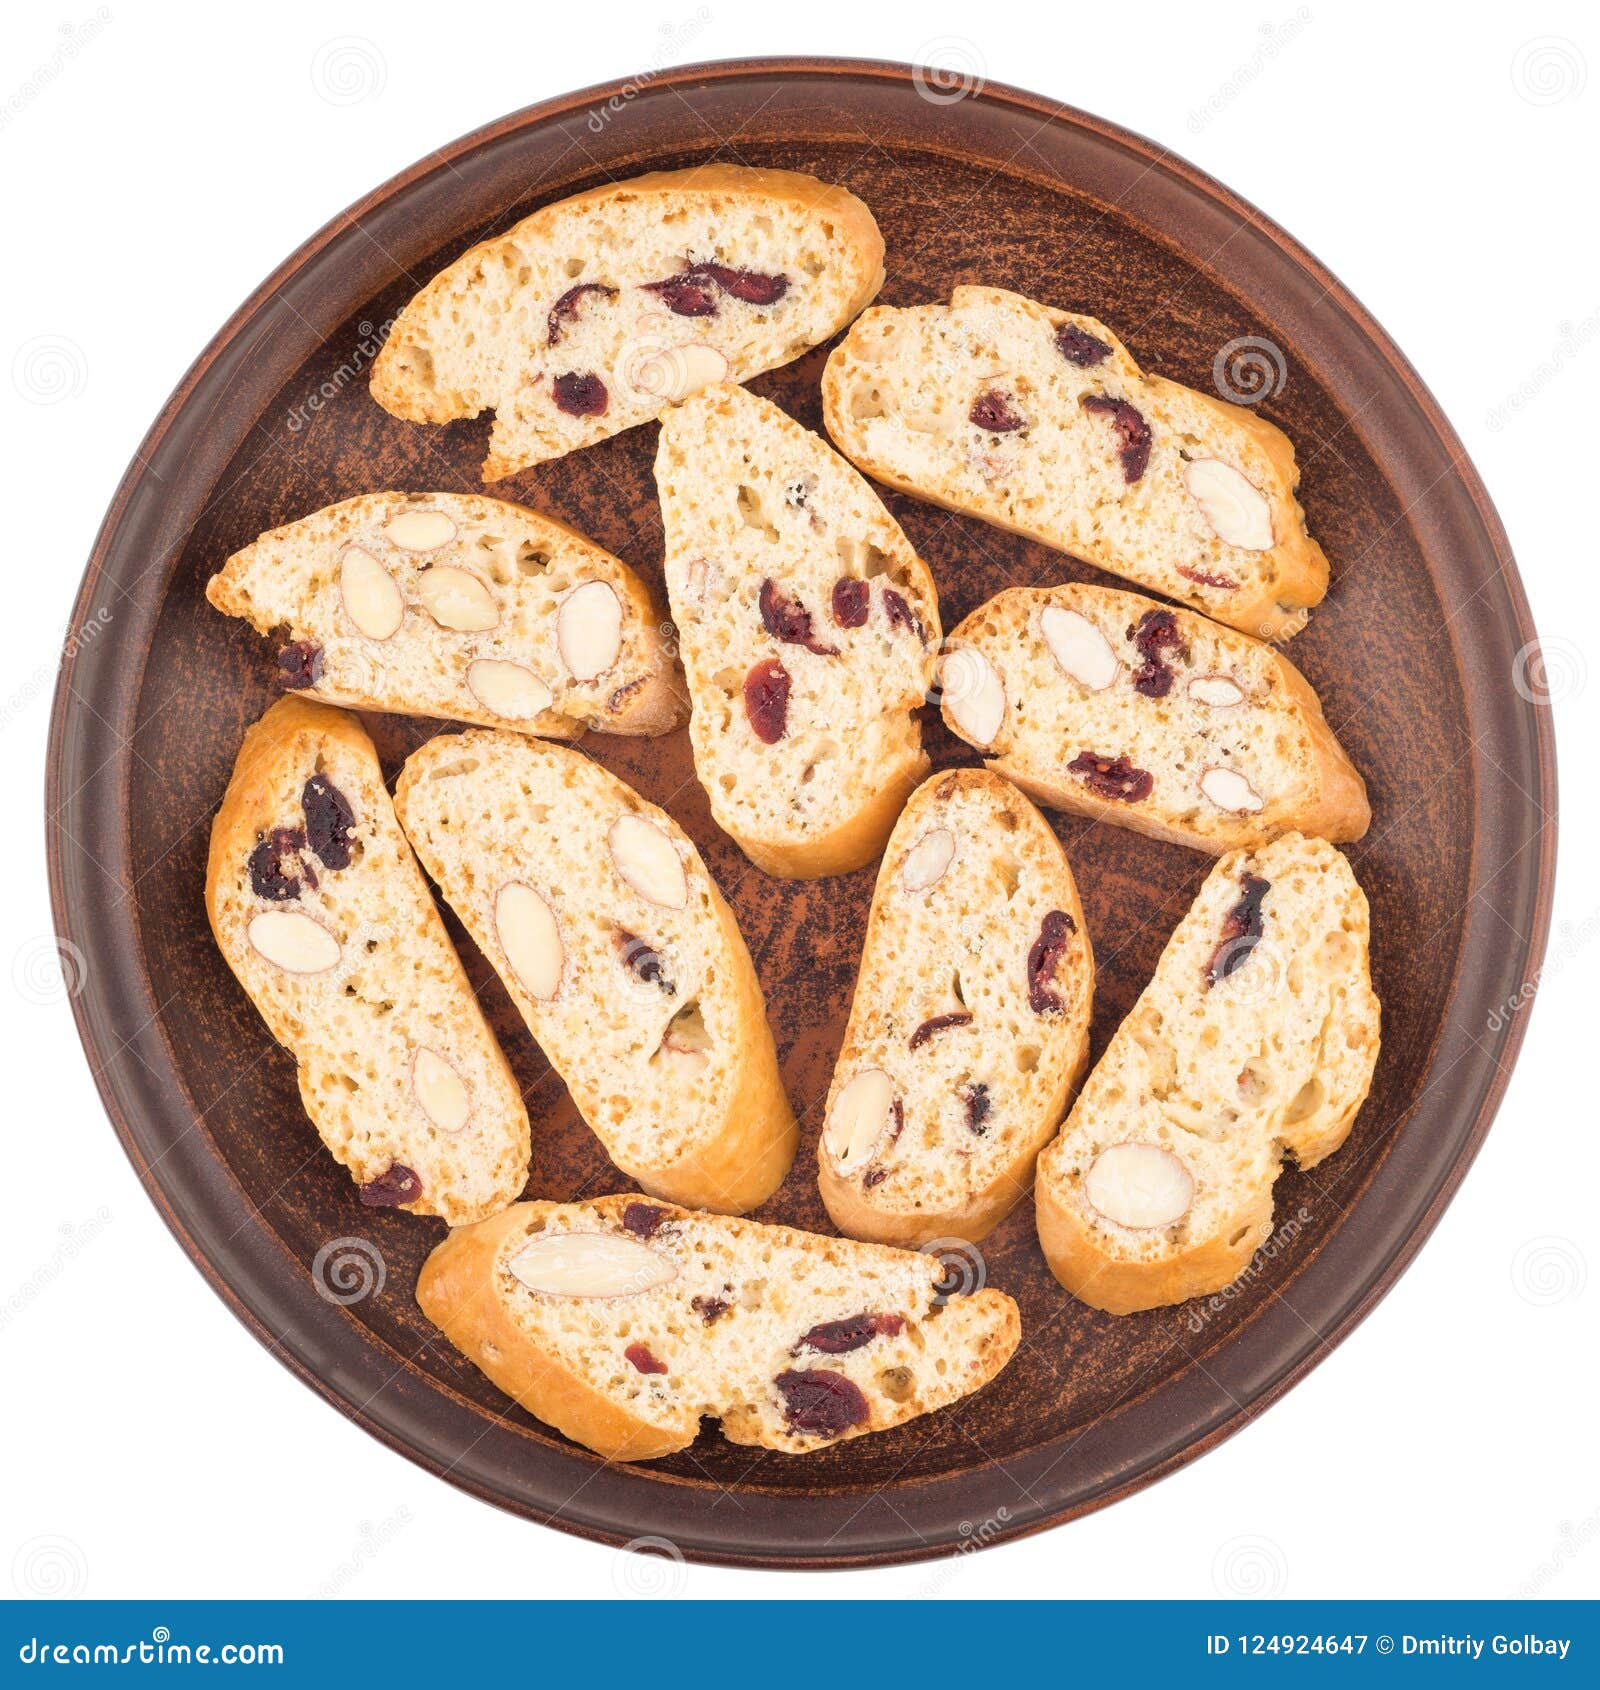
[939,583,1368,854]
[371,165,885,479]
[204,697,530,1225]
[207,492,684,739]
[1036,832,1380,1314]
[823,286,1327,640]
[655,384,941,878]
[819,769,1094,1247]
[394,731,795,1212]
[418,1196,1020,1460]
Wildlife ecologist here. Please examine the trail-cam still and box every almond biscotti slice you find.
[655,384,942,878]
[823,286,1328,640]
[939,584,1368,854]
[1036,832,1380,1314]
[371,165,885,479]
[205,697,530,1225]
[207,492,684,740]
[394,731,795,1213]
[819,770,1094,1247]
[418,1196,1020,1460]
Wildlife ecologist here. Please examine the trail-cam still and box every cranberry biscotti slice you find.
[1036,832,1380,1314]
[207,493,684,740]
[394,731,796,1213]
[823,286,1328,640]
[371,165,885,479]
[939,584,1369,854]
[655,384,942,877]
[819,769,1094,1247]
[418,1196,1020,1460]
[205,697,530,1225]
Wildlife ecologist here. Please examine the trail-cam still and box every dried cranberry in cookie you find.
[831,576,870,628]
[359,1163,423,1208]
[1079,392,1152,482]
[970,390,1026,433]
[775,1368,870,1435]
[1129,608,1186,699]
[791,1312,905,1355]
[301,775,357,869]
[1205,873,1271,986]
[552,372,608,417]
[742,657,791,743]
[547,282,617,346]
[248,826,313,902]
[1027,910,1079,1014]
[758,578,838,656]
[1054,321,1112,366]
[1068,751,1155,803]
[277,640,323,689]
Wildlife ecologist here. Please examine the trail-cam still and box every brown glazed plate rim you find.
[46,57,1556,1568]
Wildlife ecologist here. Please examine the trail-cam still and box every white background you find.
[3,0,1595,1601]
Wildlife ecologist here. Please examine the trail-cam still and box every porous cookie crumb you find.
[655,383,941,878]
[1036,832,1381,1313]
[394,729,796,1213]
[417,1196,1021,1460]
[371,165,885,478]
[941,582,1369,854]
[823,285,1329,640]
[819,769,1094,1246]
[204,696,530,1225]
[207,492,684,740]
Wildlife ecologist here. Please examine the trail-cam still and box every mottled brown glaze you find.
[46,60,1555,1567]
